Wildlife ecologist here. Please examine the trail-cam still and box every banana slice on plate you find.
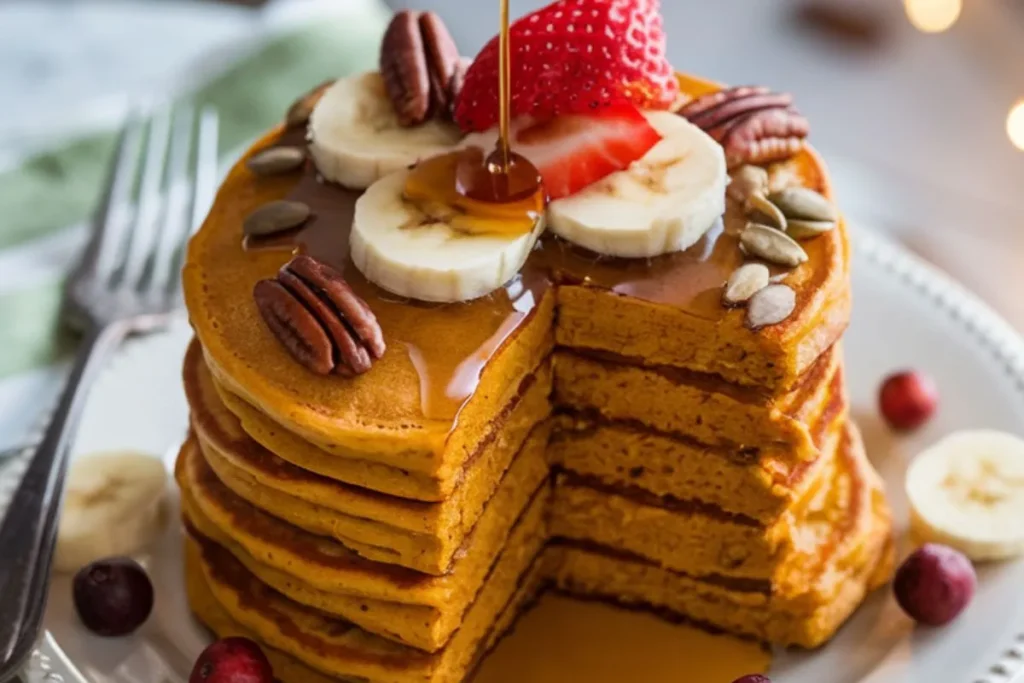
[308,72,464,190]
[351,168,544,303]
[907,429,1024,561]
[55,451,169,573]
[547,111,726,258]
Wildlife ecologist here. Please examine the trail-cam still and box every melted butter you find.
[472,594,772,683]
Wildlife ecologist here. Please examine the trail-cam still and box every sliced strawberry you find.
[460,105,661,200]
[454,0,679,132]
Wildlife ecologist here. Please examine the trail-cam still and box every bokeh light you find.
[1007,100,1024,152]
[904,0,962,33]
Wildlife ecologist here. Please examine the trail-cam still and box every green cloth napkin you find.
[0,2,391,379]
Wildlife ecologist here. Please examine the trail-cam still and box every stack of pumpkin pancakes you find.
[178,73,894,683]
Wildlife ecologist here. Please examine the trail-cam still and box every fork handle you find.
[0,321,129,675]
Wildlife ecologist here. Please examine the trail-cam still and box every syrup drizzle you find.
[497,0,512,172]
[246,62,827,426]
[401,0,545,238]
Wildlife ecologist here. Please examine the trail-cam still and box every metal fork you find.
[0,103,218,682]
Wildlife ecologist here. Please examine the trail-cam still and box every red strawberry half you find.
[462,104,662,200]
[454,0,679,132]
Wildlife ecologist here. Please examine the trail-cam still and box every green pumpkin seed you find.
[723,263,770,306]
[728,165,770,204]
[246,146,306,176]
[744,192,787,231]
[746,284,796,330]
[740,223,808,267]
[786,218,836,240]
[769,187,836,222]
[244,200,311,237]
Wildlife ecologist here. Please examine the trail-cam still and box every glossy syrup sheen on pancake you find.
[183,73,849,472]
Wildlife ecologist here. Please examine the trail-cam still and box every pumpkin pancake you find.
[548,365,849,523]
[185,518,549,682]
[183,80,845,480]
[553,343,841,457]
[548,424,894,648]
[177,57,893,677]
[548,416,873,584]
[186,339,553,574]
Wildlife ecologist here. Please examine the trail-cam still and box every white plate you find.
[17,228,1024,683]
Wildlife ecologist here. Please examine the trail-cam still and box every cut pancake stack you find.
[178,79,894,682]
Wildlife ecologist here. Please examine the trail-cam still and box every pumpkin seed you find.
[244,200,311,237]
[723,263,770,306]
[246,146,306,176]
[786,218,836,240]
[769,187,836,222]
[746,284,796,330]
[740,223,808,267]
[727,165,769,204]
[744,192,787,230]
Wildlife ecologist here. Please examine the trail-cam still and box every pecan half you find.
[678,86,810,169]
[380,10,461,126]
[254,255,386,376]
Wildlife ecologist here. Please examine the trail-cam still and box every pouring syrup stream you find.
[497,0,512,173]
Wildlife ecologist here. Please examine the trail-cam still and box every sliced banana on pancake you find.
[907,429,1024,560]
[308,72,463,190]
[546,111,726,258]
[55,451,169,572]
[351,168,544,302]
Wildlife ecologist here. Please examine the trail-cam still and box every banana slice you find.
[546,111,726,258]
[351,169,544,302]
[308,72,463,190]
[55,451,169,573]
[907,429,1024,561]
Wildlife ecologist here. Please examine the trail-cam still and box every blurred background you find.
[0,0,1022,444]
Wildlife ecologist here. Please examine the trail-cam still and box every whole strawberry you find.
[455,0,679,131]
[189,637,273,683]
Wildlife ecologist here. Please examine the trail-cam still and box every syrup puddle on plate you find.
[472,594,771,683]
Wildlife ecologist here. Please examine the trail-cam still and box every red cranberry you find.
[893,543,976,626]
[72,557,154,636]
[731,676,771,683]
[879,370,938,430]
[190,637,274,683]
